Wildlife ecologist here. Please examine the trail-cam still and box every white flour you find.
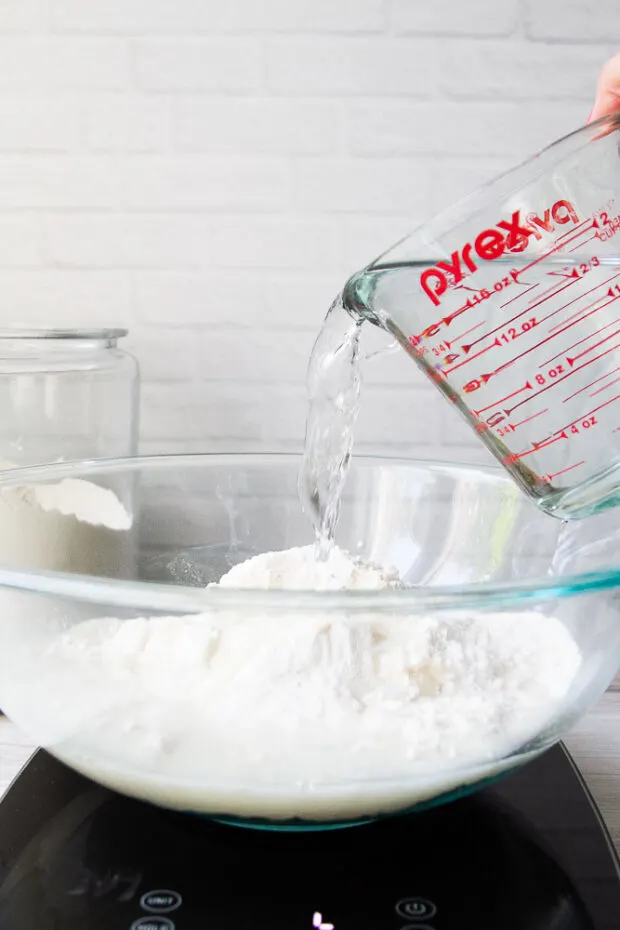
[213,545,400,590]
[0,470,133,741]
[0,462,131,576]
[13,544,582,822]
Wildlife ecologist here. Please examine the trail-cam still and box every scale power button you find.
[395,898,437,921]
[130,918,175,930]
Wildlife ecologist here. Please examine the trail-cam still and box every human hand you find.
[589,52,620,123]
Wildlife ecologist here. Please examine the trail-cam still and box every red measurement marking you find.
[433,263,616,347]
[545,461,586,480]
[524,277,578,314]
[451,321,484,344]
[466,288,570,354]
[590,374,620,397]
[512,408,549,429]
[563,293,620,355]
[500,282,538,309]
[566,325,620,366]
[489,299,608,379]
[556,393,620,434]
[442,301,474,327]
[431,253,617,352]
[508,431,568,462]
[517,224,595,276]
[555,218,592,241]
[547,300,601,334]
[573,340,620,375]
[563,366,620,402]
[469,279,580,356]
[546,271,620,332]
[534,432,568,450]
[495,291,620,378]
[547,269,578,279]
[536,295,599,333]
[567,234,598,253]
[540,317,620,367]
[535,276,575,299]
[506,340,620,416]
[466,314,528,352]
[474,381,532,416]
[562,292,620,335]
[444,337,500,374]
[454,284,480,293]
[547,296,607,334]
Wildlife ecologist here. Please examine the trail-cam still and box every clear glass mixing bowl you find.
[0,453,618,831]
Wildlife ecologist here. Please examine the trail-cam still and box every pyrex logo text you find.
[420,199,579,307]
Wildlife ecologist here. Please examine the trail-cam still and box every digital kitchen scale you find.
[0,744,617,929]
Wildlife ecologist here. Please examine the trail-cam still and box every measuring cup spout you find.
[343,255,439,332]
[342,269,379,324]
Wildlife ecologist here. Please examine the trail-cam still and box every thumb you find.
[589,52,620,123]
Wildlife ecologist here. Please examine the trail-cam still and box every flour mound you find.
[213,544,400,590]
[29,478,131,531]
[0,470,131,575]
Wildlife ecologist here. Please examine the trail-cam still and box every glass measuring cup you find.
[343,112,620,519]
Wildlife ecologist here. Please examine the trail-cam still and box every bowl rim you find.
[0,451,618,612]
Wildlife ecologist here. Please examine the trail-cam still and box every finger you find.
[589,52,620,123]
[589,87,620,123]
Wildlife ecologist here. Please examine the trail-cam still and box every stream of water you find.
[298,296,363,559]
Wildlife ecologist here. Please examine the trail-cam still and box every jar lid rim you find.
[0,327,128,340]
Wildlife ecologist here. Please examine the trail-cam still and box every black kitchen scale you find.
[0,744,617,930]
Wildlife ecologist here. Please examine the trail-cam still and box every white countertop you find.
[0,693,619,850]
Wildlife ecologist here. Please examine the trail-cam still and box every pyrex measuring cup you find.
[343,113,620,519]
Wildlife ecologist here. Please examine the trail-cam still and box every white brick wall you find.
[0,1,611,460]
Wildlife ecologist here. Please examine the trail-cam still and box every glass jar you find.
[0,328,139,466]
